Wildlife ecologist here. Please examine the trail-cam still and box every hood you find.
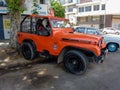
[53,29,102,43]
[103,34,120,38]
[103,34,120,42]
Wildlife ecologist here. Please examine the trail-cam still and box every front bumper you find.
[95,49,108,63]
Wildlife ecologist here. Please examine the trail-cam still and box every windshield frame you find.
[50,18,71,28]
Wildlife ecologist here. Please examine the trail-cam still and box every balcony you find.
[77,0,101,6]
[65,8,77,14]
[63,0,77,6]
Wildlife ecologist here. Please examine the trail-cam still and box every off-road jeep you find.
[18,15,107,75]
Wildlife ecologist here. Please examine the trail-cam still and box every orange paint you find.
[18,15,106,57]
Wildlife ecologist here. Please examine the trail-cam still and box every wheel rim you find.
[108,44,117,52]
[22,44,31,59]
[65,55,84,74]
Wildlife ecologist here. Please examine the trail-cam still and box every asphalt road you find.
[0,50,120,90]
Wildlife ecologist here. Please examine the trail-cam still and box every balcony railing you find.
[68,8,73,12]
[77,0,98,4]
[62,0,76,4]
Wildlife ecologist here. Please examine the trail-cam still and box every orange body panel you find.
[18,15,106,57]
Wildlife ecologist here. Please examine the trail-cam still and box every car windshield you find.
[92,28,103,35]
[50,19,71,28]
[91,28,103,35]
[75,27,103,35]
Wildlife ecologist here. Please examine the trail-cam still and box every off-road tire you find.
[21,42,36,60]
[63,50,88,75]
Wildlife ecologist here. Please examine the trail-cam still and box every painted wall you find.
[23,0,48,15]
[0,0,49,15]
[0,15,4,39]
[106,0,120,15]
[112,16,120,29]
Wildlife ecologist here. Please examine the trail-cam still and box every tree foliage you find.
[6,0,25,13]
[32,0,39,14]
[51,0,65,18]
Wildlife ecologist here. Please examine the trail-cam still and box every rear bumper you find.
[95,49,108,63]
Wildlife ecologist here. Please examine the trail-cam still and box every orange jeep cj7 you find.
[18,15,107,75]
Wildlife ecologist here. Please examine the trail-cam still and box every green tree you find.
[5,0,38,49]
[5,0,25,49]
[51,0,65,18]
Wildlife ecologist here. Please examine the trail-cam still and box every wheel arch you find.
[57,46,96,64]
[22,39,37,49]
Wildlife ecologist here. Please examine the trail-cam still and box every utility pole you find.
[104,0,107,28]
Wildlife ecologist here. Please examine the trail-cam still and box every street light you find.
[104,0,107,28]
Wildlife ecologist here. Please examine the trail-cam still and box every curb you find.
[0,57,45,70]
[0,59,33,70]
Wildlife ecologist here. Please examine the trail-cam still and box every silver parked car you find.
[74,26,120,52]
[102,27,120,35]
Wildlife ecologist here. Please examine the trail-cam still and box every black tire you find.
[21,42,36,60]
[63,50,88,75]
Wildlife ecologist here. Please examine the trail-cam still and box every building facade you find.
[0,0,50,40]
[60,0,120,29]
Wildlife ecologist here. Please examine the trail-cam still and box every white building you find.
[60,0,120,29]
[0,0,50,39]
[62,0,78,24]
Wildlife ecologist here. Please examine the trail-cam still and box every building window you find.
[68,0,73,3]
[79,7,84,12]
[85,6,91,12]
[102,4,105,10]
[93,5,99,11]
[40,0,44,4]
[92,16,100,22]
[68,8,73,12]
[80,17,86,22]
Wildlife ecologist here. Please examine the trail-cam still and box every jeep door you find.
[34,17,56,55]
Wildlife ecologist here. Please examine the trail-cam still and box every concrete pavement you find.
[0,40,34,70]
[0,51,120,90]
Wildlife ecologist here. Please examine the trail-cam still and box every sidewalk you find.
[0,40,34,70]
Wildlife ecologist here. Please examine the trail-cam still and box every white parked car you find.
[74,26,120,52]
[102,27,120,35]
